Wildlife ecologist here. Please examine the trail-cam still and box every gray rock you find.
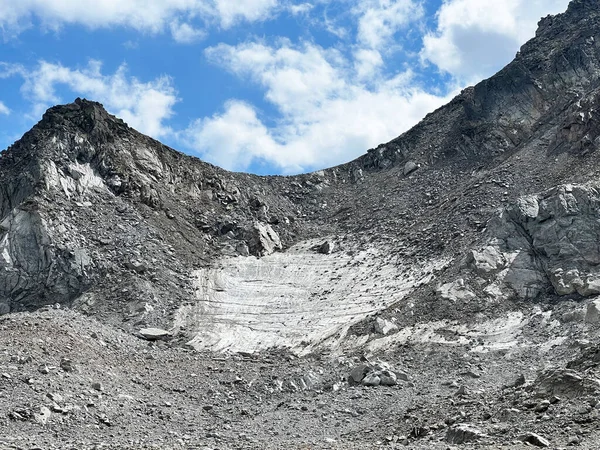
[34,406,52,425]
[550,268,584,295]
[468,246,506,276]
[348,364,369,384]
[507,374,526,389]
[60,357,74,372]
[436,279,475,302]
[584,298,600,323]
[403,161,419,176]
[520,432,550,447]
[379,370,397,386]
[362,372,381,386]
[92,382,104,391]
[248,221,282,257]
[446,424,485,444]
[374,317,398,335]
[47,393,64,403]
[317,241,335,255]
[236,241,250,257]
[125,260,148,274]
[139,328,171,341]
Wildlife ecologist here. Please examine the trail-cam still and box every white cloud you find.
[214,0,278,28]
[421,0,570,82]
[289,3,314,15]
[354,0,423,50]
[4,60,177,138]
[170,20,206,43]
[186,41,452,173]
[185,100,281,171]
[354,49,384,79]
[0,101,9,115]
[0,0,278,37]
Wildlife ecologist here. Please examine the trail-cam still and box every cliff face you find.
[1,0,600,351]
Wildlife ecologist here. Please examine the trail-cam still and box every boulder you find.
[317,241,335,255]
[60,357,75,372]
[584,298,600,323]
[362,372,381,386]
[34,406,52,425]
[374,317,399,336]
[579,276,600,296]
[379,370,397,386]
[520,432,550,447]
[349,362,404,387]
[549,268,584,295]
[403,161,419,176]
[436,279,476,302]
[236,241,250,257]
[139,327,171,341]
[446,424,485,444]
[468,246,506,276]
[248,222,282,257]
[348,364,369,384]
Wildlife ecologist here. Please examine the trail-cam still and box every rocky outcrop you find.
[457,184,600,300]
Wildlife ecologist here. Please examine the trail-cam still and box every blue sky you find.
[0,0,570,175]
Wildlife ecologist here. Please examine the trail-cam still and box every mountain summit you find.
[2,1,600,448]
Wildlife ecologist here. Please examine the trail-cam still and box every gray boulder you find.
[374,317,398,336]
[403,161,419,176]
[139,327,171,341]
[446,424,485,444]
[248,221,282,257]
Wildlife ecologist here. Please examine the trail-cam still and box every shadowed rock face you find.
[1,0,600,353]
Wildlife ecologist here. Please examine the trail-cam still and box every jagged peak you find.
[39,97,129,137]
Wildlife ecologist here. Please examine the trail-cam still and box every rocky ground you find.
[3,0,600,448]
[2,303,600,449]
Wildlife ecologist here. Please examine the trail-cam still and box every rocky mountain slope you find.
[2,0,600,448]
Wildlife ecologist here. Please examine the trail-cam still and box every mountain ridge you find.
[3,1,600,448]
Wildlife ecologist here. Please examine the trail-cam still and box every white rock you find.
[34,406,52,425]
[139,328,171,340]
[584,298,600,323]
[469,246,506,276]
[374,317,399,336]
[436,279,476,302]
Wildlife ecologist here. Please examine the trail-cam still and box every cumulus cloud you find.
[355,0,423,50]
[421,0,570,82]
[169,20,207,43]
[185,41,452,173]
[0,101,9,115]
[354,49,384,80]
[0,0,278,37]
[213,0,278,28]
[2,60,177,138]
